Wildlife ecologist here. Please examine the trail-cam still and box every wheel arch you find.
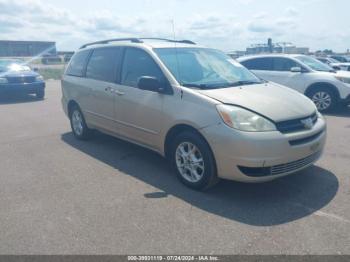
[67,100,80,118]
[164,124,214,162]
[305,82,340,100]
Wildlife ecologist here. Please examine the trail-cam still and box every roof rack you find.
[138,38,196,45]
[80,38,142,49]
[79,37,196,49]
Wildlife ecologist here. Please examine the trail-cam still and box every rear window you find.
[241,57,273,71]
[86,47,121,83]
[65,50,90,77]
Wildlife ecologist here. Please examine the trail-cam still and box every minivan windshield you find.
[154,48,262,89]
[295,55,334,72]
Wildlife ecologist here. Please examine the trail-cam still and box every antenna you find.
[171,19,182,85]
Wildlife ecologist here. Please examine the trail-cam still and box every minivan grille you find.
[6,76,36,84]
[238,151,321,177]
[270,151,321,175]
[276,113,317,133]
[289,130,324,146]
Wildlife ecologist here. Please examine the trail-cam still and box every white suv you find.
[238,54,350,111]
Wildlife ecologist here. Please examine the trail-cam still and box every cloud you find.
[286,7,299,16]
[0,0,347,52]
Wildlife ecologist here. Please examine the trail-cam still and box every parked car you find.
[41,54,62,64]
[238,54,350,111]
[316,57,350,71]
[329,55,350,63]
[0,59,45,99]
[62,38,326,190]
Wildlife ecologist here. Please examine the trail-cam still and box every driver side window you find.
[121,48,165,88]
[271,58,298,71]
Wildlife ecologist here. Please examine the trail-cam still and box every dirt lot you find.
[0,80,349,254]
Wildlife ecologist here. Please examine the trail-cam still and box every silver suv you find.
[62,38,326,190]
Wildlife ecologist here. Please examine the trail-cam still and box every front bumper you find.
[340,94,350,105]
[201,116,327,182]
[0,82,45,94]
[337,82,350,103]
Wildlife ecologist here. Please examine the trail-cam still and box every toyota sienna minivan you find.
[61,38,327,190]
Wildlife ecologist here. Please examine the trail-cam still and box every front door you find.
[268,57,307,93]
[114,47,167,148]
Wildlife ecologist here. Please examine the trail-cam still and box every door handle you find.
[105,87,124,96]
[114,90,125,96]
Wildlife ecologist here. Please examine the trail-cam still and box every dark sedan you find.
[0,59,45,99]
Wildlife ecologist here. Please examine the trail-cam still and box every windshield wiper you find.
[223,80,262,87]
[182,83,211,89]
[182,80,262,89]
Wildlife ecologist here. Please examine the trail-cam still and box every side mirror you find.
[137,76,164,93]
[290,67,302,73]
[33,67,39,72]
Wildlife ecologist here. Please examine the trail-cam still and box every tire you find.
[307,86,337,112]
[36,89,45,100]
[69,105,91,140]
[170,131,219,190]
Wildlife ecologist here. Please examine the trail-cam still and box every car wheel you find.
[308,87,337,112]
[69,105,91,140]
[170,131,219,190]
[36,89,45,100]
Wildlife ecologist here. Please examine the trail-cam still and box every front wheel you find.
[307,87,337,112]
[170,131,219,190]
[69,105,91,140]
[36,89,45,100]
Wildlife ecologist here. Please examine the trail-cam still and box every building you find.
[245,39,309,55]
[227,50,246,59]
[0,40,57,57]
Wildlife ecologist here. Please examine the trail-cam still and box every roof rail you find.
[138,38,196,45]
[79,37,196,49]
[79,38,143,49]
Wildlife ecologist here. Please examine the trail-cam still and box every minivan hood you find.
[198,82,316,122]
[2,70,39,78]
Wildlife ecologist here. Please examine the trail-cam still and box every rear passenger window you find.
[86,47,121,83]
[66,50,90,77]
[272,58,298,71]
[121,48,165,88]
[241,58,273,71]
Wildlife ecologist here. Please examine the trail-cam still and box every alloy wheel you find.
[72,110,84,136]
[175,142,205,183]
[312,91,332,111]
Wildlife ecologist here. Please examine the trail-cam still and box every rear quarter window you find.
[65,50,90,77]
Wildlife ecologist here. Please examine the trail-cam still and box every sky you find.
[1,0,349,52]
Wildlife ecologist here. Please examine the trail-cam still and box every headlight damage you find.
[216,104,277,132]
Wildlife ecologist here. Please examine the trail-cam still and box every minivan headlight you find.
[0,77,8,84]
[216,104,276,132]
[35,75,44,81]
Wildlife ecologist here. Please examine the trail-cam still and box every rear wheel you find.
[307,87,337,112]
[69,105,91,140]
[170,131,219,190]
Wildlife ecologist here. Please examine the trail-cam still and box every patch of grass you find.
[39,68,65,80]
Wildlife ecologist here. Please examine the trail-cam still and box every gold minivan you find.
[62,38,326,190]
